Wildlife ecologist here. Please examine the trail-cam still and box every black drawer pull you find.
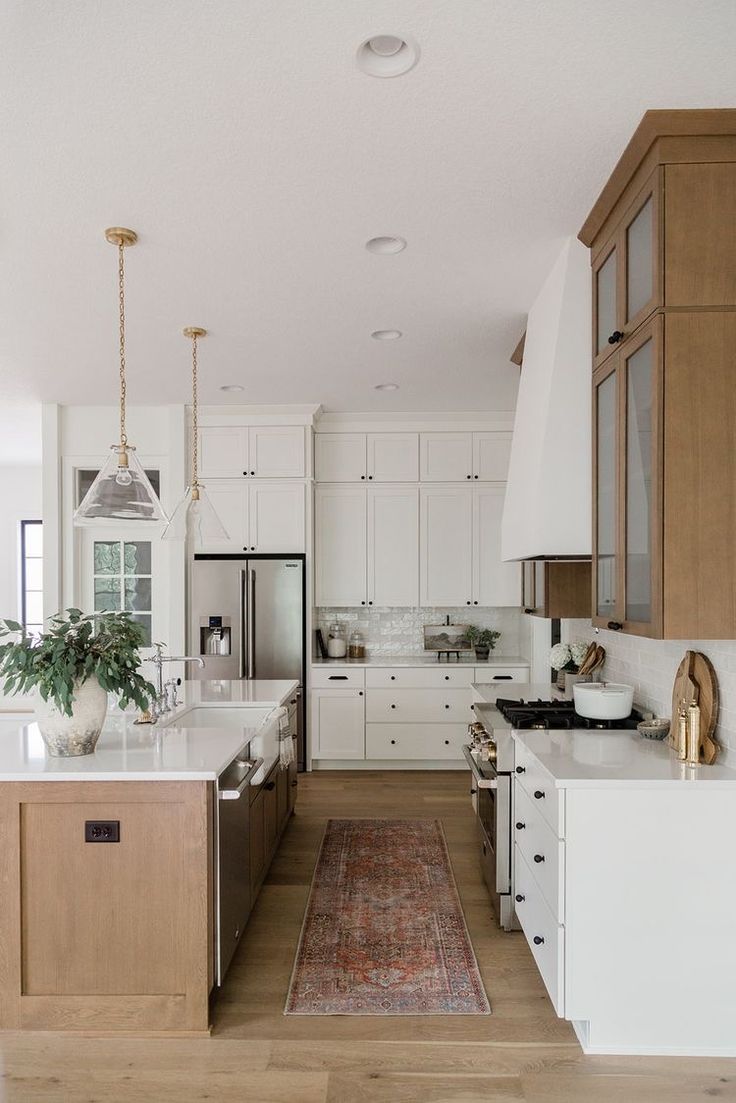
[607,620,623,631]
[533,935,545,946]
[533,853,545,864]
[515,821,525,830]
[493,675,512,680]
[328,675,348,680]
[534,790,545,800]
[515,894,525,903]
[515,766,525,774]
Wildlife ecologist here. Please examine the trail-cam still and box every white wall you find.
[562,620,736,766]
[0,465,42,623]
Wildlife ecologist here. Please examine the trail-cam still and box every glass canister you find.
[327,621,347,658]
[348,630,365,659]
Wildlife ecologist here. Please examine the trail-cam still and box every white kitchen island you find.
[0,679,298,1035]
[512,727,736,1056]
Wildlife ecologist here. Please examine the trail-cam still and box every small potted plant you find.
[0,609,156,757]
[549,641,590,692]
[466,625,501,662]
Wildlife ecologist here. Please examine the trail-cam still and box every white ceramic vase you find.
[35,675,108,757]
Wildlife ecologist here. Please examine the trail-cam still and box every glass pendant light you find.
[74,228,169,526]
[162,328,229,545]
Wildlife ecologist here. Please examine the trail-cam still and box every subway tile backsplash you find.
[562,619,736,765]
[315,607,522,658]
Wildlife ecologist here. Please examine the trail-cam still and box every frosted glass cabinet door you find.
[625,196,654,324]
[594,369,618,621]
[593,242,618,363]
[420,487,473,606]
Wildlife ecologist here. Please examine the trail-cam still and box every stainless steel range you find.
[465,693,643,931]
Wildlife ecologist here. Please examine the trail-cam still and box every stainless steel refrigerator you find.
[189,554,306,769]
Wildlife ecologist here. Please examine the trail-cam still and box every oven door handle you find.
[462,745,498,789]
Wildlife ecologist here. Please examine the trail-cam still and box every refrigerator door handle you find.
[247,568,256,679]
[238,569,247,679]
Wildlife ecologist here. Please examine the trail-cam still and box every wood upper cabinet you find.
[522,561,592,619]
[315,433,418,482]
[592,170,661,369]
[198,426,306,479]
[592,317,662,637]
[583,111,736,638]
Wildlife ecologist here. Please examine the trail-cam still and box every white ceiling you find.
[2,0,735,417]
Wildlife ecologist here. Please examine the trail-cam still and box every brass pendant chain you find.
[118,241,128,449]
[191,333,199,491]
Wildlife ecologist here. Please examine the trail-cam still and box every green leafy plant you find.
[0,609,156,716]
[466,626,501,651]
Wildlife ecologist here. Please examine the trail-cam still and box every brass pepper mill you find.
[675,701,688,761]
[686,701,702,767]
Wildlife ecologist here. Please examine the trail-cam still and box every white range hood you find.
[502,237,591,561]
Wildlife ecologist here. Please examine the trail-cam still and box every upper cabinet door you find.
[622,171,661,334]
[664,162,736,307]
[315,434,367,482]
[420,434,474,482]
[592,237,620,369]
[249,427,305,478]
[249,482,305,553]
[420,486,473,606]
[473,432,512,481]
[621,318,662,637]
[366,433,419,482]
[199,480,249,552]
[198,428,249,479]
[472,485,520,607]
[592,361,620,627]
[314,486,367,606]
[367,486,418,606]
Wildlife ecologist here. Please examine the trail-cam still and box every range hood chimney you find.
[502,237,591,561]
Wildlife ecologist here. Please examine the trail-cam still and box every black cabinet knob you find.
[444,739,449,745]
[533,935,545,946]
[242,471,248,476]
[358,691,363,696]
[368,601,373,605]
[264,781,276,791]
[390,704,397,709]
[466,474,471,479]
[523,607,534,614]
[516,822,525,830]
[466,601,471,605]
[515,894,525,903]
[474,474,479,479]
[361,475,365,480]
[534,790,545,800]
[608,330,625,345]
[515,766,526,774]
[470,788,477,796]
[390,675,396,680]
[473,601,478,605]
[250,470,255,476]
[242,546,248,551]
[390,739,396,745]
[444,704,450,709]
[361,601,366,605]
[368,475,373,480]
[251,546,256,551]
[533,854,545,864]
[607,620,623,631]
[444,675,449,681]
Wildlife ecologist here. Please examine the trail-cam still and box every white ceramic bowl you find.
[573,682,634,720]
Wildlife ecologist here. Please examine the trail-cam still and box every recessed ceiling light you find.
[366,236,407,255]
[356,35,419,78]
[219,384,244,393]
[371,329,402,341]
[375,382,399,391]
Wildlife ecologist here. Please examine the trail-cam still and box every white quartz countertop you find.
[0,678,297,783]
[313,654,530,668]
[513,729,736,789]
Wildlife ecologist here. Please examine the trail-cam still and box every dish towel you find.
[275,706,295,768]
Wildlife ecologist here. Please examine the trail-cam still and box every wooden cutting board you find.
[671,650,719,764]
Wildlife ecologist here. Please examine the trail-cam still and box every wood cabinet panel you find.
[665,163,736,307]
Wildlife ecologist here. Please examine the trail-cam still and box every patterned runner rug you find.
[285,818,490,1015]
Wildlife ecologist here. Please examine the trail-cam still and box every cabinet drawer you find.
[365,667,475,689]
[514,845,565,1015]
[514,741,563,836]
[513,783,564,922]
[474,666,529,683]
[311,667,365,689]
[365,687,470,723]
[366,723,467,759]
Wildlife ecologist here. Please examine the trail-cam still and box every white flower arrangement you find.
[549,642,572,671]
[570,641,590,668]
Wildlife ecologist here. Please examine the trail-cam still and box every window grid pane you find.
[21,520,43,636]
[93,541,152,634]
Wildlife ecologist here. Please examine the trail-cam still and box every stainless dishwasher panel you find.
[215,752,262,986]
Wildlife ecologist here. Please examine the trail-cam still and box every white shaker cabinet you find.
[314,434,366,482]
[314,486,367,606]
[420,434,474,482]
[473,485,520,607]
[198,426,305,479]
[310,689,365,759]
[367,486,418,606]
[199,481,305,553]
[366,433,418,481]
[420,486,473,606]
[473,432,512,481]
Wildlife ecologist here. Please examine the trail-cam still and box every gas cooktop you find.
[495,697,642,731]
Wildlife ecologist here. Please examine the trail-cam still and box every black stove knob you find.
[515,766,525,774]
[533,935,545,946]
[534,790,545,800]
[515,822,525,830]
[534,853,545,864]
[515,894,525,903]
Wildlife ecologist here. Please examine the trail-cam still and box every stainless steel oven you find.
[464,731,516,931]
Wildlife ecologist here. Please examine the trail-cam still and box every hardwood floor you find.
[2,770,736,1101]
